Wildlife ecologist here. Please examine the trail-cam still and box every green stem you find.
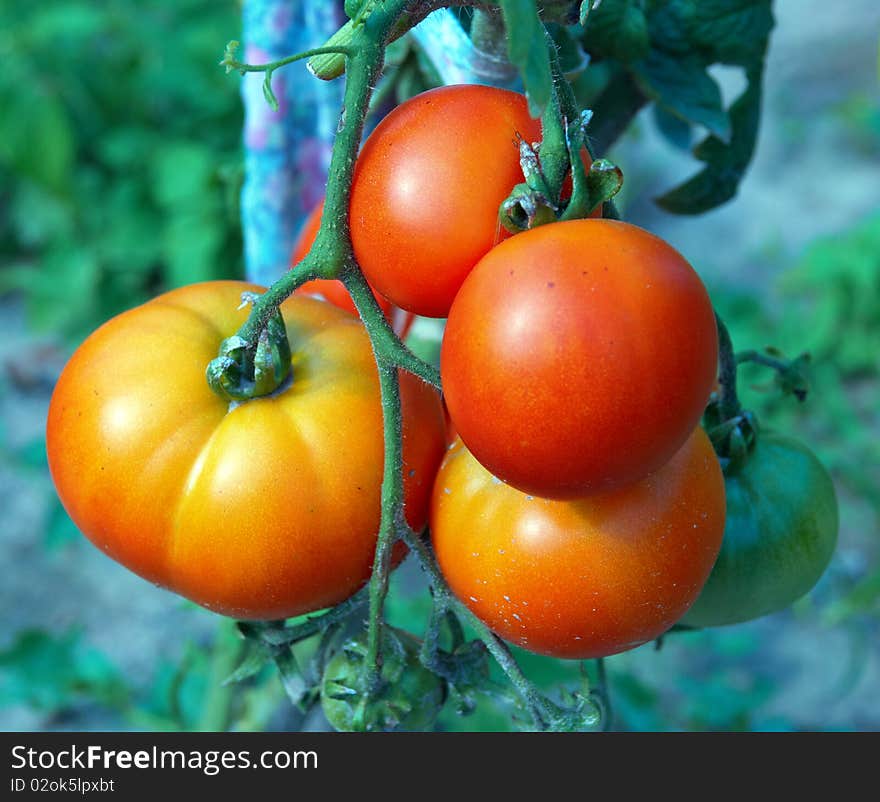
[245,589,369,647]
[595,657,613,732]
[223,44,354,75]
[542,35,582,199]
[363,362,404,691]
[343,266,441,388]
[716,313,742,421]
[586,69,648,156]
[398,526,562,730]
[736,349,789,371]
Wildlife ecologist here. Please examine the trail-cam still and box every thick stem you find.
[716,313,742,422]
[363,362,404,690]
[232,6,405,346]
[344,267,441,388]
[244,589,369,647]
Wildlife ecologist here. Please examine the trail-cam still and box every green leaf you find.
[635,50,730,140]
[686,0,774,66]
[582,0,650,64]
[653,104,693,150]
[655,68,761,213]
[498,0,552,116]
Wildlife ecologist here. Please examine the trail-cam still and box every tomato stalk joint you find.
[206,300,292,402]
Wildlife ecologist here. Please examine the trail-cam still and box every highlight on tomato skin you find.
[441,218,719,500]
[348,84,549,318]
[45,281,447,621]
[430,427,726,660]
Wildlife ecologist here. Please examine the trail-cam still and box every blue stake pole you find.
[240,0,344,286]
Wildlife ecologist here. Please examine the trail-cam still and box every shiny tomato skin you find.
[292,202,393,319]
[681,431,838,627]
[431,428,726,659]
[349,85,545,318]
[441,219,719,499]
[46,281,446,620]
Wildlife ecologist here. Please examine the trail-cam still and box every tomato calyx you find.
[706,316,811,475]
[703,401,759,476]
[499,108,622,233]
[206,294,292,403]
[321,627,447,732]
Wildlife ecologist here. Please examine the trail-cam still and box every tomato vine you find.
[212,0,608,731]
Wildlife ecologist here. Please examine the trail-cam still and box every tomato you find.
[46,281,446,620]
[681,431,838,627]
[321,627,446,732]
[291,202,394,319]
[430,428,726,659]
[441,219,718,499]
[349,85,546,318]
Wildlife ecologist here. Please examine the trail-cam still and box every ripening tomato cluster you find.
[46,85,837,667]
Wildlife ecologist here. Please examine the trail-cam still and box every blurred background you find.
[1,0,878,731]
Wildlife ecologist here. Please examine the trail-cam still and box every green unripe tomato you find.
[682,431,838,627]
[321,627,446,732]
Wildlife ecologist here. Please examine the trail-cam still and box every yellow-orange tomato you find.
[47,281,446,620]
[431,429,726,659]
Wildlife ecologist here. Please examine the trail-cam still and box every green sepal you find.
[499,182,558,234]
[703,403,759,476]
[766,349,811,402]
[321,627,447,732]
[206,295,292,403]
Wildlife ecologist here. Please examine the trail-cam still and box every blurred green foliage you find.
[0,629,128,713]
[0,0,244,340]
[0,621,285,732]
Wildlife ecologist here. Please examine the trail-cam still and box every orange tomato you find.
[431,429,726,659]
[47,281,446,619]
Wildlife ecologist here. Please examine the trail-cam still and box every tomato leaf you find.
[578,0,774,213]
[655,69,762,214]
[223,641,273,685]
[653,104,693,150]
[582,0,650,64]
[498,0,553,116]
[686,0,775,66]
[634,50,730,141]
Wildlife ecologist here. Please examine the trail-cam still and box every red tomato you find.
[292,202,394,319]
[441,219,718,499]
[431,429,726,659]
[46,282,446,620]
[349,85,546,318]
